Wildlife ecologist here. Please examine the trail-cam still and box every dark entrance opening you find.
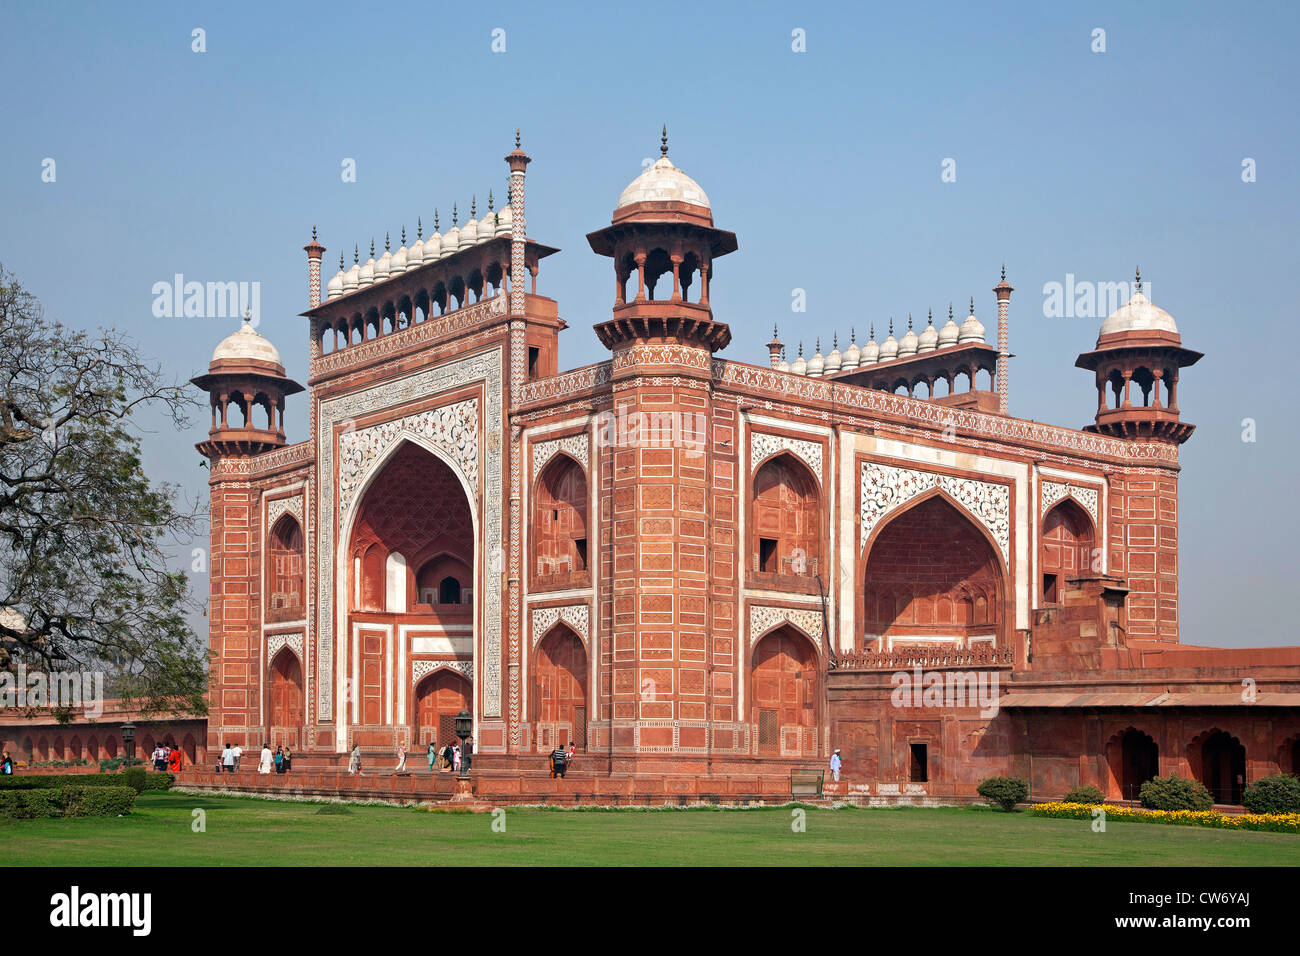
[909,743,928,783]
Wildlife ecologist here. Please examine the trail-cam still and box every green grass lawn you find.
[1,792,1296,866]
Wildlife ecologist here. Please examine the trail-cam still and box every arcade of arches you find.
[861,495,1003,649]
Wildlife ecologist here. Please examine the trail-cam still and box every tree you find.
[0,265,207,715]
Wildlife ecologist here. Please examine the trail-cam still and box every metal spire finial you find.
[970,296,975,315]
[434,209,440,231]
[452,203,458,227]
[401,226,406,245]
[471,195,477,218]
[1001,262,1006,281]
[353,245,358,264]
[369,238,375,258]
[417,217,423,239]
[384,232,390,252]
[488,190,495,212]
[515,127,521,148]
[311,223,317,241]
[1135,266,1142,292]
[661,124,669,156]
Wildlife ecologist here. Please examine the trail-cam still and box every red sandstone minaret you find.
[994,264,1012,414]
[1075,267,1202,443]
[304,225,326,309]
[767,325,783,368]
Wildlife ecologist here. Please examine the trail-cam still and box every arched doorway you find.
[267,516,305,620]
[534,625,588,752]
[1041,498,1095,604]
[269,649,304,748]
[349,441,475,733]
[1106,727,1159,800]
[751,452,821,579]
[414,669,471,749]
[1192,730,1247,804]
[750,626,819,757]
[862,494,1004,649]
[533,455,589,585]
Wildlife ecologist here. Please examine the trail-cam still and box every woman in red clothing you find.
[167,747,182,773]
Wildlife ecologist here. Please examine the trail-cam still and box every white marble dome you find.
[918,313,939,352]
[879,328,899,361]
[958,307,985,344]
[459,217,478,249]
[807,343,825,377]
[1099,290,1179,339]
[358,248,376,287]
[343,255,361,292]
[374,244,392,280]
[791,347,808,376]
[842,333,861,370]
[898,319,919,358]
[391,239,408,273]
[441,226,460,255]
[861,331,880,365]
[495,203,513,236]
[212,320,282,367]
[938,308,961,347]
[825,339,842,373]
[423,232,443,262]
[326,264,345,300]
[617,156,711,211]
[406,235,424,270]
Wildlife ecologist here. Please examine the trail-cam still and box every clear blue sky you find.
[2,1,1296,646]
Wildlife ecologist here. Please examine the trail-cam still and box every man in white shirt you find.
[221,744,235,773]
[232,744,243,772]
[830,749,842,782]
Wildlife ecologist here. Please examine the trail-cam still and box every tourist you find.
[830,749,842,783]
[221,743,235,773]
[452,744,461,773]
[167,746,182,773]
[274,746,285,774]
[441,743,454,771]
[549,745,567,779]
[348,742,361,775]
[152,745,165,772]
[395,743,407,773]
[1,750,12,774]
[427,741,436,771]
[566,739,575,765]
[257,743,273,774]
[462,736,474,773]
[283,746,292,773]
[232,743,243,772]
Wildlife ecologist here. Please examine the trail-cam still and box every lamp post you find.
[455,709,472,777]
[120,722,135,763]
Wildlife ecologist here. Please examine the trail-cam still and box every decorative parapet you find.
[831,643,1015,671]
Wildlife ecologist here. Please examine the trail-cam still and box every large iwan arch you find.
[860,492,1007,650]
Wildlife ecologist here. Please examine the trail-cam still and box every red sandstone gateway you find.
[9,132,1285,805]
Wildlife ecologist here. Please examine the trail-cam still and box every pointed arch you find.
[268,513,305,620]
[861,489,1007,650]
[269,645,304,732]
[532,452,589,584]
[751,451,822,580]
[749,625,819,758]
[533,622,588,752]
[1104,726,1159,800]
[412,667,471,748]
[1188,728,1247,804]
[1041,497,1096,604]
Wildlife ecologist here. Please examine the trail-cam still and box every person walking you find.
[348,743,362,775]
[257,743,273,774]
[283,746,292,773]
[440,743,453,772]
[395,744,407,774]
[167,746,182,773]
[221,743,236,773]
[232,743,243,772]
[830,749,842,783]
[152,745,165,772]
[452,744,461,773]
[1,750,13,775]
[426,741,436,772]
[274,746,285,774]
[549,745,567,779]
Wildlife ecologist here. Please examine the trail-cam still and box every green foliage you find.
[0,785,135,818]
[1243,773,1300,815]
[0,771,171,791]
[123,767,147,793]
[0,264,207,712]
[977,776,1029,812]
[1139,774,1213,811]
[1062,784,1107,805]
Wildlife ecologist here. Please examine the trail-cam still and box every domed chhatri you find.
[1098,270,1180,343]
[587,128,737,353]
[211,315,284,368]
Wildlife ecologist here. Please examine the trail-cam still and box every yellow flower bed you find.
[1029,801,1300,834]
